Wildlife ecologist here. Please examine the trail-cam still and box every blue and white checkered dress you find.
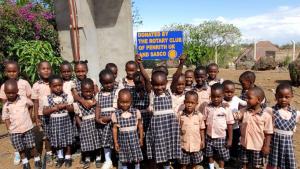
[132,89,150,132]
[122,78,135,91]
[268,105,297,169]
[97,89,117,148]
[115,108,143,163]
[73,78,82,96]
[47,93,73,148]
[77,103,101,152]
[146,91,181,163]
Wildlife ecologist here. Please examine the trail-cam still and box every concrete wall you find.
[54,0,134,83]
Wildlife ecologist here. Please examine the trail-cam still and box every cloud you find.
[191,6,300,45]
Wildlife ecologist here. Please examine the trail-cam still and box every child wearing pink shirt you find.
[233,87,273,169]
[203,83,234,169]
[2,79,41,169]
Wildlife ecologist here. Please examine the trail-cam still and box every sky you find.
[134,0,300,45]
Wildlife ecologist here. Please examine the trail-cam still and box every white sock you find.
[96,156,101,161]
[34,156,41,161]
[122,166,128,169]
[46,151,52,155]
[22,158,28,164]
[57,149,64,159]
[135,163,140,169]
[163,165,170,169]
[15,152,20,156]
[209,163,214,169]
[104,148,112,162]
[86,157,91,162]
[65,155,71,160]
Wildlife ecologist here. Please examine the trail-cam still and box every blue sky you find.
[134,0,300,45]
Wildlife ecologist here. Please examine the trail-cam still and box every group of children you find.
[1,54,299,169]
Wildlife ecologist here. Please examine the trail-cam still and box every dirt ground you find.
[0,69,299,169]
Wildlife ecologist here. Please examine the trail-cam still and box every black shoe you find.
[83,161,90,169]
[65,159,72,168]
[23,163,31,169]
[55,158,64,168]
[95,159,101,168]
[34,160,42,169]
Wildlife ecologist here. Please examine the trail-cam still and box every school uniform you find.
[268,105,299,169]
[235,108,273,168]
[120,77,135,90]
[0,78,32,100]
[2,96,35,152]
[43,93,73,148]
[207,78,224,86]
[112,108,143,163]
[72,78,97,96]
[146,90,181,163]
[73,102,100,152]
[179,110,205,165]
[132,89,150,132]
[192,84,211,113]
[31,80,51,138]
[96,89,118,148]
[203,104,234,161]
[171,92,185,116]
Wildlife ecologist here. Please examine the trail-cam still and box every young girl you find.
[96,69,119,169]
[120,61,137,90]
[112,89,143,169]
[203,83,234,169]
[171,74,186,115]
[184,70,194,92]
[179,91,205,169]
[73,78,101,169]
[0,60,32,165]
[105,63,120,89]
[233,87,273,169]
[2,79,41,169]
[60,61,74,96]
[43,75,74,168]
[31,61,53,165]
[268,83,299,169]
[206,63,223,86]
[146,71,181,169]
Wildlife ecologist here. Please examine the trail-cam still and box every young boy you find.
[2,79,41,169]
[206,63,223,86]
[184,70,194,92]
[203,83,234,169]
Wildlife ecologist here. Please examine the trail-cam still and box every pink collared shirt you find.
[0,79,32,100]
[2,96,33,133]
[203,104,235,138]
[236,108,274,151]
[194,86,211,113]
[63,80,74,97]
[31,81,51,115]
[172,93,185,115]
[179,111,205,152]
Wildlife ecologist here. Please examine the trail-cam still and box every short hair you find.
[105,63,118,70]
[133,71,145,83]
[81,78,94,88]
[38,60,51,69]
[151,70,167,82]
[194,66,207,75]
[99,69,114,81]
[60,60,72,69]
[185,70,194,75]
[4,79,18,90]
[276,83,293,94]
[152,65,169,76]
[185,90,198,101]
[125,61,137,68]
[222,80,235,87]
[118,88,132,99]
[74,60,88,70]
[239,71,256,83]
[249,86,265,102]
[49,75,63,85]
[5,60,20,71]
[211,83,224,92]
[207,63,219,70]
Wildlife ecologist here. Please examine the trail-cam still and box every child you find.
[268,83,299,169]
[233,87,273,169]
[120,61,137,90]
[203,83,234,169]
[171,74,186,115]
[184,70,194,92]
[146,71,181,169]
[31,61,53,165]
[2,79,42,169]
[206,63,223,86]
[112,89,144,169]
[222,80,247,160]
[73,78,101,169]
[105,63,120,89]
[96,69,119,169]
[60,60,74,96]
[179,91,205,169]
[0,60,32,165]
[193,66,211,113]
[43,75,74,168]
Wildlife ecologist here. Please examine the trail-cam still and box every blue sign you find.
[137,31,183,60]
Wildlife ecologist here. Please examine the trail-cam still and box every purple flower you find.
[42,12,54,20]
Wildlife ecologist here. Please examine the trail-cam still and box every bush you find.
[252,57,277,71]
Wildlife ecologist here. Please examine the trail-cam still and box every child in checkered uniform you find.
[43,75,74,168]
[96,69,119,169]
[31,61,53,165]
[2,79,42,169]
[112,89,144,169]
[105,63,121,89]
[179,91,205,169]
[73,78,101,169]
[203,83,234,169]
[119,61,137,90]
[146,71,181,169]
[233,87,273,169]
[267,83,299,169]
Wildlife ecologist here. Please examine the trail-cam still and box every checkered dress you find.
[146,91,181,163]
[205,135,230,161]
[73,78,82,96]
[132,89,150,132]
[240,146,263,168]
[97,89,116,148]
[115,108,143,163]
[10,129,35,152]
[47,93,73,148]
[40,115,51,139]
[77,103,101,152]
[268,105,297,169]
[122,78,135,90]
[180,150,203,165]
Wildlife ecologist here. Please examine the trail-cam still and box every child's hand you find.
[226,139,232,148]
[179,54,187,64]
[200,142,205,149]
[66,104,73,112]
[139,138,143,147]
[57,103,67,110]
[262,145,270,156]
[135,54,142,64]
[115,143,120,152]
[35,117,42,127]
